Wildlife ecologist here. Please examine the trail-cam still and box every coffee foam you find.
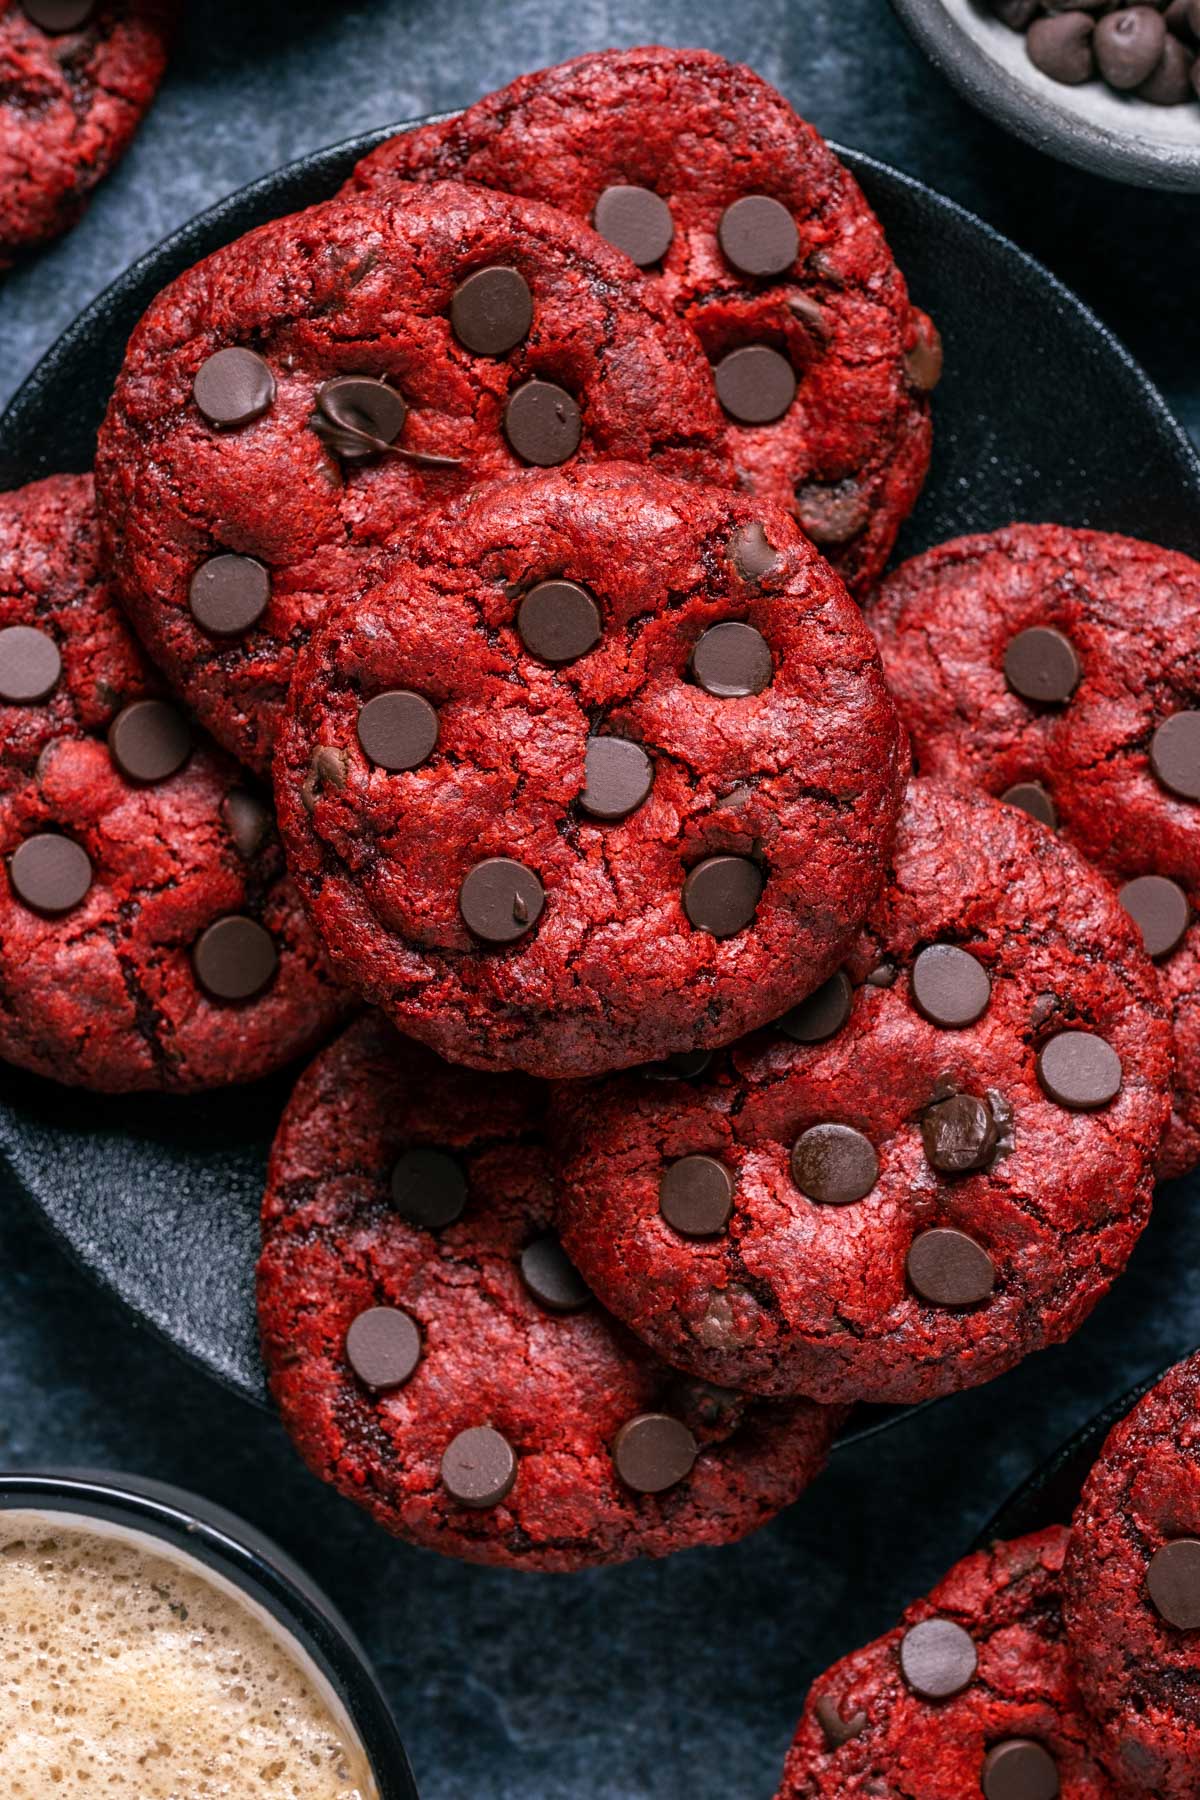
[1,1510,379,1799]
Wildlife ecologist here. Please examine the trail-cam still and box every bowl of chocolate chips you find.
[891,0,1200,187]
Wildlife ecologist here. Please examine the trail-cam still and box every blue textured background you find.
[2,5,1199,1797]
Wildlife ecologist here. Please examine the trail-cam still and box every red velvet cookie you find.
[257,1014,841,1572]
[0,0,172,267]
[0,475,347,1091]
[776,1527,1119,1798]
[347,46,939,598]
[1064,1352,1200,1797]
[553,779,1172,1404]
[94,179,734,776]
[870,525,1200,1180]
[273,463,905,1079]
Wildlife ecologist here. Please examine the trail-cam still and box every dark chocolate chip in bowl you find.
[922,1094,1000,1174]
[729,521,780,584]
[580,736,654,820]
[682,855,763,938]
[192,347,275,428]
[192,915,277,1002]
[780,971,853,1044]
[520,1235,592,1314]
[899,1618,978,1700]
[982,1739,1060,1800]
[691,622,772,697]
[107,699,192,785]
[517,579,602,665]
[659,1154,734,1237]
[9,834,92,915]
[1146,1539,1200,1629]
[450,266,533,357]
[1003,627,1081,705]
[911,944,992,1029]
[1138,31,1194,105]
[1150,711,1200,801]
[1037,1030,1122,1111]
[1095,5,1166,89]
[1119,875,1190,961]
[1002,781,1057,830]
[391,1148,467,1229]
[357,691,439,772]
[313,375,408,460]
[612,1413,698,1494]
[440,1426,517,1509]
[791,1123,878,1205]
[1027,12,1097,84]
[815,1697,867,1750]
[222,789,272,860]
[907,1228,996,1308]
[189,554,270,639]
[592,185,674,267]
[460,857,545,943]
[504,379,582,466]
[345,1306,421,1392]
[714,346,796,425]
[0,625,61,705]
[717,195,799,279]
[20,0,94,28]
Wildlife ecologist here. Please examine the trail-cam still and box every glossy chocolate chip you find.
[357,691,439,771]
[612,1413,698,1494]
[1002,781,1057,830]
[815,1697,867,1750]
[1095,6,1166,89]
[193,347,275,428]
[20,0,94,28]
[717,195,799,278]
[907,1228,996,1308]
[450,266,533,357]
[729,521,780,584]
[1004,627,1081,704]
[714,346,796,424]
[1037,1031,1122,1111]
[222,789,272,860]
[791,1124,878,1205]
[440,1426,516,1509]
[580,737,654,820]
[1120,875,1190,961]
[592,185,674,266]
[1027,12,1096,83]
[313,376,407,460]
[520,1235,591,1314]
[504,380,582,466]
[982,1739,1060,1800]
[780,971,853,1044]
[517,579,602,665]
[192,916,277,1002]
[659,1155,734,1237]
[682,856,763,938]
[460,858,544,943]
[107,700,192,785]
[911,944,992,1029]
[391,1148,467,1229]
[9,834,92,915]
[1146,1539,1200,1629]
[189,554,270,638]
[899,1618,978,1699]
[922,1094,1000,1174]
[0,625,61,704]
[345,1306,421,1392]
[1151,712,1200,801]
[691,622,772,697]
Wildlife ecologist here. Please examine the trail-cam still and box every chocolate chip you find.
[592,185,675,267]
[729,521,780,584]
[192,915,277,1002]
[0,625,61,704]
[580,736,654,820]
[899,1618,978,1699]
[717,195,799,279]
[192,347,275,428]
[659,1154,734,1237]
[989,0,1040,24]
[517,579,602,664]
[504,380,582,466]
[1095,6,1166,88]
[1120,875,1190,961]
[907,1228,996,1308]
[780,971,853,1044]
[189,554,270,639]
[1004,627,1081,704]
[682,855,763,938]
[1027,12,1097,83]
[519,1235,591,1314]
[1037,1030,1122,1111]
[904,318,944,393]
[222,789,272,860]
[867,961,898,988]
[357,691,439,771]
[440,1426,516,1509]
[106,700,192,785]
[1002,781,1057,830]
[9,834,92,915]
[1138,31,1194,104]
[1150,712,1200,801]
[460,858,544,943]
[714,346,796,425]
[922,1093,1000,1174]
[20,0,94,28]
[1146,1539,1200,1629]
[301,745,349,813]
[312,376,407,460]
[345,1306,421,1392]
[791,1124,878,1205]
[982,1739,1060,1800]
[391,1148,467,1229]
[691,622,772,697]
[612,1414,698,1493]
[815,1696,868,1750]
[794,479,871,548]
[642,1049,714,1082]
[450,266,533,357]
[911,944,992,1029]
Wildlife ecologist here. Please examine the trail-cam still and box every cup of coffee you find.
[0,1469,418,1799]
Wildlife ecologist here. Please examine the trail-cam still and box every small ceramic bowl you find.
[891,0,1200,189]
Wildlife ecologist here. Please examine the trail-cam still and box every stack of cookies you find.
[2,46,1197,1576]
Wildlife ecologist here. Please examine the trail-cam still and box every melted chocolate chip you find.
[691,622,772,697]
[612,1414,698,1494]
[9,834,92,915]
[592,185,674,266]
[440,1426,516,1509]
[780,971,853,1044]
[904,321,944,393]
[301,745,349,813]
[222,789,272,860]
[1003,627,1081,705]
[921,1093,1000,1174]
[899,1618,977,1700]
[659,1154,734,1237]
[910,944,992,1030]
[1146,1539,1200,1629]
[189,554,270,639]
[193,347,275,428]
[1037,1031,1122,1111]
[794,479,870,548]
[580,736,654,820]
[1150,712,1200,802]
[391,1148,467,1229]
[312,376,407,460]
[460,858,544,943]
[192,916,277,1002]
[1002,781,1057,830]
[791,1124,878,1205]
[907,1228,996,1308]
[517,579,602,665]
[451,266,534,357]
[107,700,192,785]
[717,195,799,278]
[0,625,61,704]
[357,691,439,771]
[714,346,796,425]
[729,521,780,584]
[982,1739,1060,1800]
[815,1696,868,1750]
[682,856,763,938]
[1119,875,1190,961]
[504,380,582,465]
[519,1235,591,1314]
[345,1306,421,1392]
